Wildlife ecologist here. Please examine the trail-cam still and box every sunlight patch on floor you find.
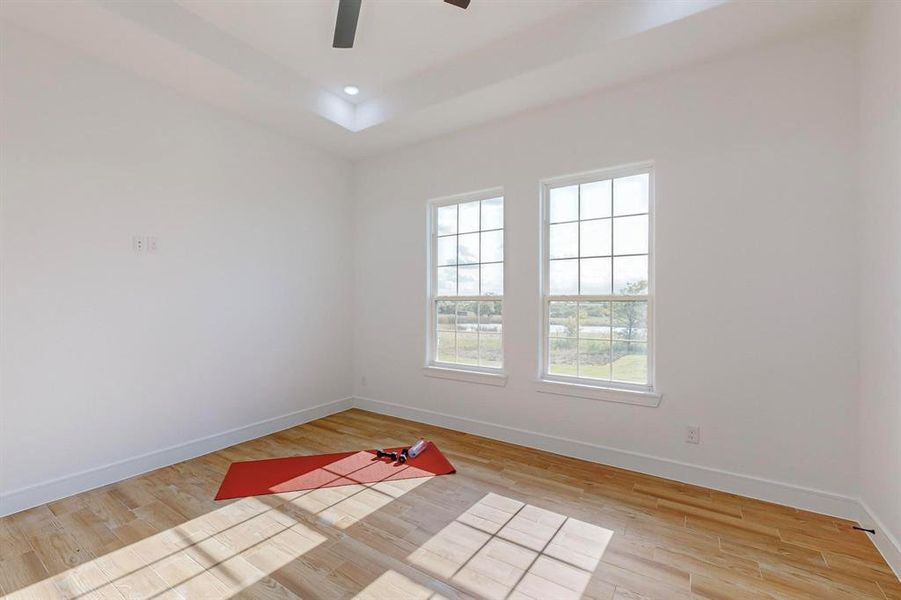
[5,470,435,599]
[291,475,431,529]
[353,569,450,600]
[266,450,437,494]
[3,496,326,599]
[408,493,613,600]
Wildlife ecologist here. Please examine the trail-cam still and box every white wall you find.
[3,8,893,553]
[858,0,901,566]
[0,25,354,512]
[353,26,861,508]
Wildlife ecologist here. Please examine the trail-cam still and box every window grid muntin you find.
[543,166,653,391]
[433,299,502,369]
[430,193,504,371]
[546,297,649,384]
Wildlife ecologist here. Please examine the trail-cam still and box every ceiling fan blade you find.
[445,0,471,8]
[333,0,362,48]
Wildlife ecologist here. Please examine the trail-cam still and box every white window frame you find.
[425,188,507,386]
[537,162,660,406]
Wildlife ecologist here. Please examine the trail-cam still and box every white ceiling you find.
[179,0,582,103]
[1,0,864,159]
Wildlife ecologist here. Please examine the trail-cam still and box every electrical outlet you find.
[133,235,158,254]
[686,425,700,444]
[361,375,367,386]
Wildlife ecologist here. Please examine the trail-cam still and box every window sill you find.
[535,378,661,406]
[423,366,508,387]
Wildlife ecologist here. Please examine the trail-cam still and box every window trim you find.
[426,187,506,377]
[535,377,661,406]
[423,365,508,387]
[537,162,659,402]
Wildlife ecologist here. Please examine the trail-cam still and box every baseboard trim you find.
[4,393,896,580]
[857,500,901,579]
[0,396,354,517]
[353,396,901,573]
[351,395,861,521]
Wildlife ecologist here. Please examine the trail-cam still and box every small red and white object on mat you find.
[374,438,429,463]
[214,439,454,501]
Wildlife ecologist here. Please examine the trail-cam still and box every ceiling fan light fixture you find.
[333,0,470,49]
[343,85,360,96]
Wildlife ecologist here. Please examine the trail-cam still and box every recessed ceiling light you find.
[343,85,360,96]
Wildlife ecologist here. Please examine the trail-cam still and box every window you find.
[429,191,504,372]
[541,165,654,392]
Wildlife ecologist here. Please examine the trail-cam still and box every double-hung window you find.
[541,165,654,393]
[428,191,504,372]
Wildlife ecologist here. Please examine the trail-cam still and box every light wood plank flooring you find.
[1,409,897,599]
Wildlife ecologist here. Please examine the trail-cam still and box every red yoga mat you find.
[214,443,455,501]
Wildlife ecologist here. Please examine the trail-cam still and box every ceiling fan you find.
[333,0,471,49]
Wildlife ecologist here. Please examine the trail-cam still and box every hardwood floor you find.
[0,408,897,599]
